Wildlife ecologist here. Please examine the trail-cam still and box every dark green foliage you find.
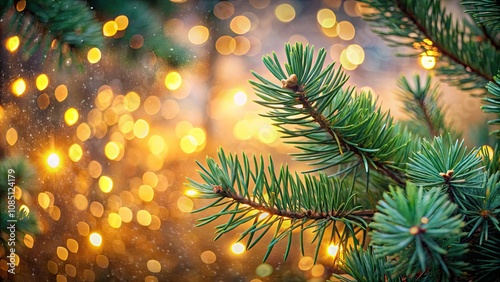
[462,0,500,32]
[359,0,500,92]
[482,73,500,136]
[188,149,368,262]
[370,185,468,279]
[2,0,103,65]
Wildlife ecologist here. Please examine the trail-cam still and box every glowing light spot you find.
[188,25,209,45]
[479,145,494,161]
[214,1,234,19]
[124,91,141,112]
[55,84,68,102]
[317,8,336,28]
[345,44,365,65]
[57,246,69,261]
[147,260,161,273]
[233,36,251,55]
[148,135,166,155]
[185,189,198,196]
[108,213,122,228]
[230,16,251,34]
[96,88,114,110]
[89,232,102,247]
[311,264,325,277]
[144,96,161,115]
[99,176,113,193]
[138,184,154,202]
[161,99,179,119]
[104,141,120,160]
[275,4,296,23]
[47,260,58,274]
[420,52,436,70]
[327,244,339,257]
[136,210,152,226]
[233,91,248,106]
[77,123,92,141]
[103,21,118,37]
[130,34,144,49]
[64,107,79,126]
[257,125,277,144]
[189,127,206,146]
[24,234,34,249]
[38,93,50,109]
[16,0,26,11]
[73,194,88,210]
[340,49,358,71]
[6,35,20,52]
[231,242,245,254]
[77,222,90,236]
[65,264,77,277]
[34,74,49,92]
[87,48,101,64]
[338,21,355,41]
[165,71,182,90]
[177,196,194,212]
[11,78,26,96]
[200,250,217,264]
[6,128,18,146]
[47,153,61,169]
[258,212,269,221]
[322,23,340,37]
[233,120,252,140]
[133,119,150,138]
[96,255,109,269]
[38,193,51,209]
[19,204,30,215]
[115,15,129,30]
[68,144,83,162]
[215,35,236,55]
[180,135,197,154]
[118,207,133,223]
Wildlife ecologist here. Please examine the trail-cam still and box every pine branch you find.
[188,149,369,262]
[462,0,500,32]
[397,74,456,138]
[482,72,500,136]
[250,43,411,186]
[359,0,500,92]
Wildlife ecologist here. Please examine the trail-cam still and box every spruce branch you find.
[188,149,369,262]
[397,74,456,138]
[250,43,410,186]
[462,0,500,32]
[359,0,500,92]
[482,72,500,136]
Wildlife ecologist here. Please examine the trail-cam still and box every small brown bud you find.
[281,74,298,89]
[410,226,419,235]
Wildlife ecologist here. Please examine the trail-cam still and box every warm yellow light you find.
[115,15,129,31]
[138,184,154,202]
[87,48,101,64]
[230,16,251,35]
[147,260,162,273]
[119,207,133,223]
[107,213,122,228]
[6,128,18,146]
[345,44,365,65]
[165,71,182,90]
[133,119,150,138]
[5,36,20,52]
[189,127,206,146]
[231,242,245,254]
[215,36,236,55]
[180,135,197,154]
[136,210,152,226]
[258,212,269,221]
[19,204,30,215]
[188,25,210,45]
[124,91,141,112]
[257,125,277,144]
[98,176,113,193]
[38,192,51,209]
[338,21,356,41]
[47,153,61,169]
[36,74,49,91]
[275,4,296,23]
[64,107,79,126]
[103,21,118,37]
[420,53,436,70]
[478,145,494,161]
[76,123,91,141]
[55,84,68,102]
[233,91,248,106]
[148,135,166,155]
[104,141,120,160]
[327,244,339,257]
[233,120,252,140]
[89,232,102,247]
[185,189,198,196]
[68,144,83,162]
[317,8,336,28]
[11,78,26,96]
[213,1,234,19]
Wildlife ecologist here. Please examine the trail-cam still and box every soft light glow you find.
[327,244,339,257]
[317,8,336,28]
[103,21,118,37]
[98,176,113,193]
[136,210,152,226]
[147,260,162,273]
[55,84,68,102]
[164,71,182,90]
[5,36,20,52]
[6,128,18,146]
[89,232,102,247]
[119,207,133,223]
[148,135,166,154]
[36,74,49,91]
[104,141,120,160]
[115,15,129,30]
[185,189,198,196]
[11,78,26,96]
[138,184,154,202]
[230,16,251,34]
[64,108,79,126]
[338,21,355,41]
[107,213,122,228]
[188,25,209,45]
[345,44,365,65]
[275,4,296,22]
[233,91,248,106]
[180,135,197,154]
[87,48,102,64]
[420,52,436,69]
[215,36,236,55]
[68,144,83,162]
[133,119,150,138]
[213,1,234,19]
[47,153,61,169]
[231,242,245,254]
[200,250,217,264]
[124,91,141,112]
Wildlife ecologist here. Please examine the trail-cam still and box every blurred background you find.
[0,0,488,281]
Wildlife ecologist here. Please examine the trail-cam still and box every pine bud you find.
[281,74,298,89]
